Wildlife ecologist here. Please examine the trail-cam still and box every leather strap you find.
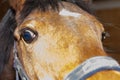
[64,56,120,80]
[13,42,29,80]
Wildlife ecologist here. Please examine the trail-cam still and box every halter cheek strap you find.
[64,56,120,80]
[13,42,29,80]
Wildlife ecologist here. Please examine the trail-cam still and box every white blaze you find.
[59,9,81,18]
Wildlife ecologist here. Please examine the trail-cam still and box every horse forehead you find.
[19,1,104,34]
[22,8,88,27]
[22,11,98,31]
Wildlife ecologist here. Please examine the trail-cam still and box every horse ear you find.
[9,0,25,12]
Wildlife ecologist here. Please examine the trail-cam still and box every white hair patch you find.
[59,9,81,18]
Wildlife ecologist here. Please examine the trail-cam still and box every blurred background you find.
[92,0,120,63]
[0,0,120,63]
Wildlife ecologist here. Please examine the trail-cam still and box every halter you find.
[13,42,29,80]
[64,56,120,80]
[13,42,120,80]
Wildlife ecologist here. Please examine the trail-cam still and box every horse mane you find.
[0,0,91,75]
[0,8,17,74]
[20,0,92,22]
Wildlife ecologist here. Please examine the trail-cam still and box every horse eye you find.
[102,32,110,41]
[102,32,106,41]
[21,29,37,43]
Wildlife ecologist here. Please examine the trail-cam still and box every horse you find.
[0,0,120,80]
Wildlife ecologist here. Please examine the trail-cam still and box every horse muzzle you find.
[13,42,120,80]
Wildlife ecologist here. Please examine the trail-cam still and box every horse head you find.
[0,0,120,80]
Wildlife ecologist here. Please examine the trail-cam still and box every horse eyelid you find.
[19,27,38,43]
[19,27,38,36]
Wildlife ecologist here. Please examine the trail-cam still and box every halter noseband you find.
[13,42,120,80]
[64,56,120,80]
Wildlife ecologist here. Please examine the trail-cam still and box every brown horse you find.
[0,0,120,80]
